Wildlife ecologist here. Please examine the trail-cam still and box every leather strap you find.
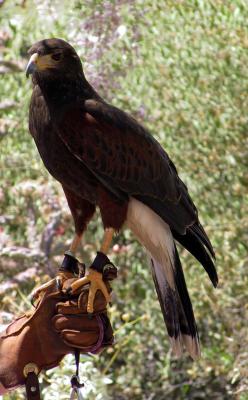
[91,252,112,273]
[60,253,79,274]
[70,350,84,400]
[25,372,41,400]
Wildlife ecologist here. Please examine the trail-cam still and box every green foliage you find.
[0,0,247,399]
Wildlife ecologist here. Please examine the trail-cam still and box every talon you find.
[69,268,111,313]
[30,285,45,307]
[65,287,72,295]
[55,276,63,291]
[30,292,39,307]
[30,271,74,305]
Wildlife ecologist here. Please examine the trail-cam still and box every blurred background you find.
[0,0,247,399]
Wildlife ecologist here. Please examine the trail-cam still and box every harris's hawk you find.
[26,38,217,359]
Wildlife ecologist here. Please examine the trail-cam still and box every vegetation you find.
[0,0,247,399]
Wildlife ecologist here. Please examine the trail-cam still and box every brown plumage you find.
[26,38,217,359]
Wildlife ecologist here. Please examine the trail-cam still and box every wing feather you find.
[56,99,217,284]
[57,101,197,230]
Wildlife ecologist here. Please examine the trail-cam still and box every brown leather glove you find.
[0,265,116,395]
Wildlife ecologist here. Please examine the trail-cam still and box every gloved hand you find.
[0,263,116,395]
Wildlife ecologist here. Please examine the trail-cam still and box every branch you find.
[0,100,18,111]
[0,60,23,74]
[40,212,62,259]
[0,245,46,258]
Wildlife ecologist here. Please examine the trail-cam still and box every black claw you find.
[30,293,39,308]
[78,262,86,278]
[30,296,36,308]
[66,287,72,295]
[88,313,93,320]
[55,277,62,291]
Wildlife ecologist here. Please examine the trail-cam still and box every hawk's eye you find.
[51,53,62,61]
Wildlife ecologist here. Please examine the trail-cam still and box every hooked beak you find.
[26,53,39,77]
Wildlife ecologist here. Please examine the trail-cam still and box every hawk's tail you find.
[126,197,200,359]
[150,248,200,359]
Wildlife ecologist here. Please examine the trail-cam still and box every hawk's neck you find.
[35,74,98,113]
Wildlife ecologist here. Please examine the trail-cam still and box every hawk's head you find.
[26,38,83,79]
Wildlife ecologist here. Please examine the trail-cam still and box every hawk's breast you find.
[29,86,98,204]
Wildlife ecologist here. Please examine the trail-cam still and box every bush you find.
[0,1,247,399]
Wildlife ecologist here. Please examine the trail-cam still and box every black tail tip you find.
[211,273,219,288]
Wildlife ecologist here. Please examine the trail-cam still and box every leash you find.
[69,349,84,400]
[23,351,84,400]
[24,363,41,400]
[23,315,105,399]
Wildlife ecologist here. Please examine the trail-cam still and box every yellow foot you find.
[67,268,111,314]
[31,271,74,305]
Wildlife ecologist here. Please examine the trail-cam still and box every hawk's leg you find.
[100,227,115,254]
[68,228,114,313]
[59,234,82,272]
[31,188,95,304]
[69,234,82,255]
[58,186,96,275]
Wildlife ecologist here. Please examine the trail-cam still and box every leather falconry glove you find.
[0,259,117,396]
